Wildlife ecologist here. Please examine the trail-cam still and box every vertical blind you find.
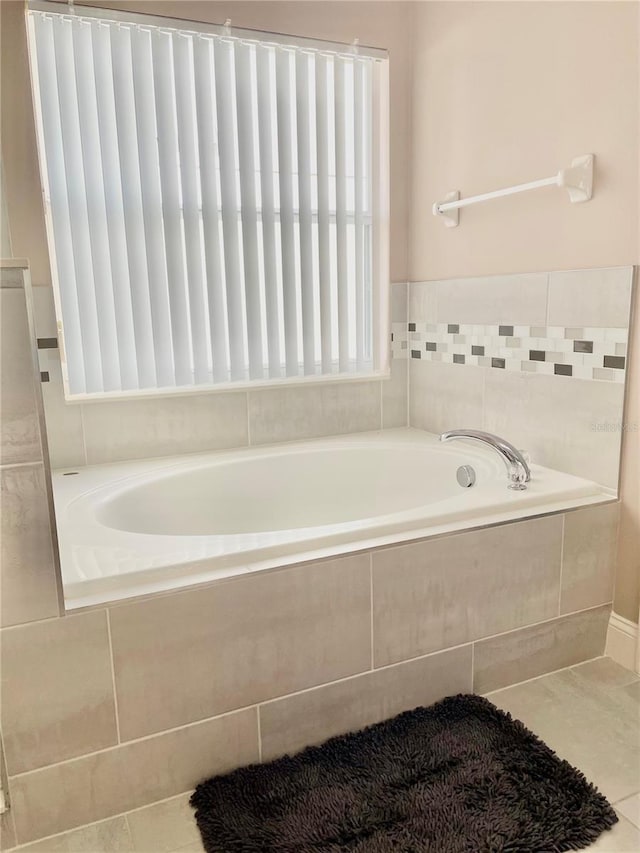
[27,3,389,398]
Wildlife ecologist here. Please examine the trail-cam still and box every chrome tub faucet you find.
[439,429,531,491]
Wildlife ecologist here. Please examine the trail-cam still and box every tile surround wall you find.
[33,283,409,468]
[0,268,59,629]
[0,265,624,849]
[1,505,615,847]
[401,267,633,489]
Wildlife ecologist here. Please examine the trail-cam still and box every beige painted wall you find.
[409,1,640,623]
[409,1,638,281]
[0,0,414,284]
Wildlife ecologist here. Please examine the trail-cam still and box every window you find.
[27,2,389,398]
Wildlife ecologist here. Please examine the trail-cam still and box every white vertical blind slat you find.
[275,48,299,376]
[90,19,139,390]
[295,51,315,374]
[29,9,384,396]
[214,37,246,381]
[151,28,192,386]
[234,41,263,380]
[256,45,281,378]
[52,15,104,392]
[173,34,210,384]
[315,52,332,373]
[72,18,122,391]
[334,56,349,372]
[354,58,366,371]
[32,13,86,394]
[131,25,175,387]
[109,22,157,388]
[192,36,229,383]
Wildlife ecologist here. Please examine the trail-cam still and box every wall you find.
[409,1,640,622]
[401,266,633,490]
[2,0,414,285]
[0,0,414,468]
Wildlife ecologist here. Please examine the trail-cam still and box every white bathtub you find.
[53,428,613,609]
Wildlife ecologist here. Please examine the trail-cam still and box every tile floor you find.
[6,657,639,852]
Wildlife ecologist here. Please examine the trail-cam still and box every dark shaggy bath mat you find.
[191,694,617,852]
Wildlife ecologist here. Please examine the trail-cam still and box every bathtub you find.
[53,428,613,609]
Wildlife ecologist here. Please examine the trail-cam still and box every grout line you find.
[6,700,262,780]
[369,553,375,670]
[611,790,640,809]
[470,641,475,691]
[105,610,121,744]
[0,460,43,471]
[256,706,262,763]
[0,608,107,632]
[8,789,197,851]
[122,813,133,849]
[471,601,611,649]
[558,514,566,617]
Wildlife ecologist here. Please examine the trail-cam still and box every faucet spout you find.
[439,429,531,490]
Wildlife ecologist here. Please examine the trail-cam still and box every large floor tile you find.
[474,605,610,693]
[373,515,562,666]
[615,793,640,830]
[260,644,472,761]
[586,813,640,851]
[488,661,640,804]
[109,555,371,741]
[9,708,258,844]
[570,657,640,689]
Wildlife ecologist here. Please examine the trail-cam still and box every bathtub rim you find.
[50,428,617,613]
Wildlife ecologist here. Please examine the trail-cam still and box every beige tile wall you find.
[408,267,633,489]
[33,282,408,468]
[0,286,41,466]
[1,503,617,847]
[0,271,60,629]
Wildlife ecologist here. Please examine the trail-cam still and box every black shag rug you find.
[191,694,617,852]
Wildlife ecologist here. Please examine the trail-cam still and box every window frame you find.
[27,0,391,402]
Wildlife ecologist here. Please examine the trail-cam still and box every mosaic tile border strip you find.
[391,322,627,383]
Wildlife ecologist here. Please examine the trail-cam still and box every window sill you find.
[63,368,392,404]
